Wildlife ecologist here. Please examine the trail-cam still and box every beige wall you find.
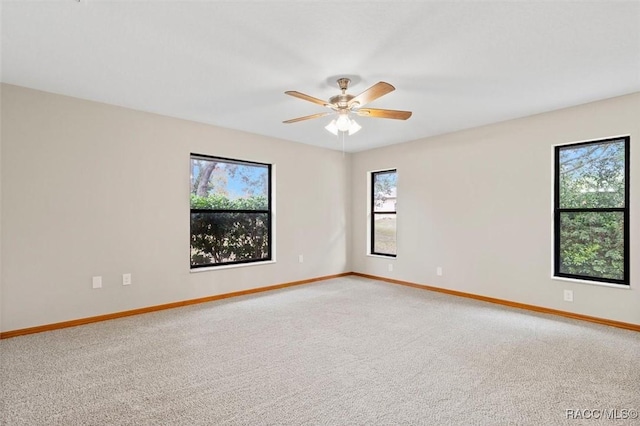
[351,92,640,325]
[2,84,639,332]
[0,84,351,332]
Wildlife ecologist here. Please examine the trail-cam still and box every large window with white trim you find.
[554,136,629,285]
[371,169,397,256]
[190,154,272,268]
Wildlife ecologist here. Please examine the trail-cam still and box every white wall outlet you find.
[388,264,393,272]
[92,276,102,289]
[436,267,443,276]
[298,254,304,263]
[563,289,573,302]
[122,273,132,286]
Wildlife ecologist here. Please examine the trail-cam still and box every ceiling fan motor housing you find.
[329,94,356,109]
[331,78,356,109]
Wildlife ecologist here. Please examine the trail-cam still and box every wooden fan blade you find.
[356,108,412,120]
[283,112,332,124]
[285,91,331,107]
[349,82,395,107]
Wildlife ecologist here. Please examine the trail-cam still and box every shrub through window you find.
[554,137,629,285]
[190,154,271,268]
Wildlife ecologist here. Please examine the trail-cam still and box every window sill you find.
[552,276,630,289]
[191,260,276,273]
[367,253,397,259]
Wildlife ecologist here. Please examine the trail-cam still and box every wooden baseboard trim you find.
[0,272,352,339]
[4,271,636,339]
[351,272,640,332]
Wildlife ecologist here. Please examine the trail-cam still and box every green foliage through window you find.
[371,170,397,256]
[555,137,628,284]
[190,155,271,268]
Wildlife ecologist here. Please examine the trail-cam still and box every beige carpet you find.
[1,276,639,425]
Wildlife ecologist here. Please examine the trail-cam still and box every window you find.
[190,154,271,268]
[554,136,629,285]
[371,169,397,256]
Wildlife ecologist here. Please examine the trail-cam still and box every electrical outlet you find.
[298,254,304,263]
[436,267,443,276]
[92,276,102,289]
[388,264,393,272]
[563,289,573,302]
[122,273,132,286]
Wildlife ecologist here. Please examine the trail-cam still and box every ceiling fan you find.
[283,78,412,135]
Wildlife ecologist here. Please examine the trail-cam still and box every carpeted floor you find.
[1,276,639,425]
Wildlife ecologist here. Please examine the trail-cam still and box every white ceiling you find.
[2,1,640,153]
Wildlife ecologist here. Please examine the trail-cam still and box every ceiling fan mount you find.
[329,78,356,109]
[283,77,412,130]
[336,77,351,91]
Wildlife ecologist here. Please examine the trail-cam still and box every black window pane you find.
[558,139,625,209]
[373,171,397,212]
[558,211,624,281]
[191,158,268,210]
[373,213,397,255]
[191,212,270,267]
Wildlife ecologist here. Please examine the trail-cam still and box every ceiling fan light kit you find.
[325,116,362,136]
[284,78,412,137]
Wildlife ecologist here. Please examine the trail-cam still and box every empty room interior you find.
[1,1,640,425]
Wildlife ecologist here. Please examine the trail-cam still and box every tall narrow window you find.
[554,137,629,285]
[190,154,271,268]
[371,169,397,256]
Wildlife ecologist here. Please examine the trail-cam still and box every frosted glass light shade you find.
[325,119,338,135]
[348,119,361,135]
[336,114,351,132]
